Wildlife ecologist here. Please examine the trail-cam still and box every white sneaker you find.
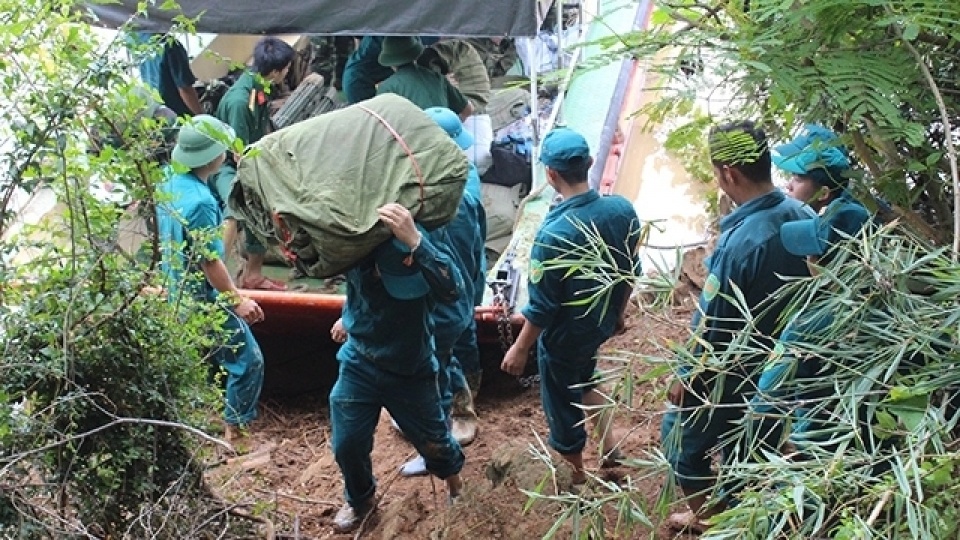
[399,455,428,477]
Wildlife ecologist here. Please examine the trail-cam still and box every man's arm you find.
[500,314,541,376]
[178,86,203,116]
[442,78,473,121]
[501,238,560,375]
[377,203,462,304]
[199,258,263,324]
[188,201,262,324]
[166,40,203,115]
[411,233,463,304]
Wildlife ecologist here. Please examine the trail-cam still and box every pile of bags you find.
[229,94,468,278]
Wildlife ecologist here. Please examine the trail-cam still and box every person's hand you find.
[330,317,347,343]
[500,344,530,377]
[666,377,685,406]
[234,297,264,325]
[377,203,420,250]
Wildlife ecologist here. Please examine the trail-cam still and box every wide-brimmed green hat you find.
[378,37,425,67]
[171,115,235,169]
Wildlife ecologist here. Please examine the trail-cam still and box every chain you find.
[492,286,540,389]
[493,290,514,353]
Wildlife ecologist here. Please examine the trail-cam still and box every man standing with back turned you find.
[501,127,641,486]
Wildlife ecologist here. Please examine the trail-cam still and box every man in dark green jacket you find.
[661,121,815,532]
[213,36,295,291]
[376,37,473,120]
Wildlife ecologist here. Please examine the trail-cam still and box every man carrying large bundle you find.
[228,93,469,278]
[327,204,466,532]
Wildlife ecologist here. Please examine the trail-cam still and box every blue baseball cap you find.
[374,228,430,300]
[424,107,474,150]
[773,124,851,175]
[540,127,591,172]
[780,197,871,257]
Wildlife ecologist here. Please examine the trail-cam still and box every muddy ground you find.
[207,296,700,540]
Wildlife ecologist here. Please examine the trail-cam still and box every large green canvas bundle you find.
[229,93,468,278]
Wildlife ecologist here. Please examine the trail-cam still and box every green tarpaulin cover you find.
[229,94,468,278]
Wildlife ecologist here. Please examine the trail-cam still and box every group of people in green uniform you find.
[661,121,873,532]
[143,28,875,537]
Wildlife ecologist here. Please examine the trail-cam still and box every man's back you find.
[156,171,223,302]
[377,65,468,112]
[696,190,815,359]
[525,191,639,361]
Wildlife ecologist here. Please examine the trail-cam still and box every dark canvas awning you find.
[83,1,540,37]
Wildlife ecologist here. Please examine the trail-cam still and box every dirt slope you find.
[208,301,698,539]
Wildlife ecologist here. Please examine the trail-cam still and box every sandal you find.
[240,275,288,291]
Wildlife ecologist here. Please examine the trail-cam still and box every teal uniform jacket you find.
[377,64,469,113]
[340,234,463,377]
[135,33,197,117]
[461,163,487,305]
[447,187,486,305]
[683,189,816,386]
[342,36,394,104]
[523,190,641,362]
[156,169,225,303]
[216,71,271,149]
[431,190,486,350]
[428,226,473,352]
[752,193,872,442]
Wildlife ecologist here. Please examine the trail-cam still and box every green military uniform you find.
[214,71,272,255]
[661,189,815,492]
[216,71,271,149]
[377,64,469,113]
[429,40,491,113]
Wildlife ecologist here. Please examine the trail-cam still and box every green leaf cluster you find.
[0,1,253,537]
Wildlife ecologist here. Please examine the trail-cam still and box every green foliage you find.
[587,0,960,238]
[0,1,250,536]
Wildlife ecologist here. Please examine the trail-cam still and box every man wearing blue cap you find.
[376,37,474,120]
[746,126,872,457]
[327,203,466,532]
[397,109,486,479]
[500,127,641,486]
[660,121,815,532]
[774,124,858,214]
[156,115,265,440]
